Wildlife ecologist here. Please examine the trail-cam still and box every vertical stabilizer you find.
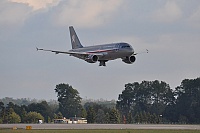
[69,26,83,49]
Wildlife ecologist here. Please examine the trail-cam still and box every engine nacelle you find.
[122,56,136,64]
[85,55,98,63]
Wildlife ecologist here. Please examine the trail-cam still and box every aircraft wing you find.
[36,48,103,56]
[36,48,71,54]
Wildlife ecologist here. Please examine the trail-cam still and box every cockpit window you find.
[121,45,130,48]
[119,43,131,48]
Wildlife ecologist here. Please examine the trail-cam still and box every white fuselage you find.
[69,42,134,61]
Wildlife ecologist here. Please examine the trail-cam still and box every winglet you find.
[36,47,44,51]
[134,49,149,55]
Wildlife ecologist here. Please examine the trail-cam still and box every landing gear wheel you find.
[99,61,106,66]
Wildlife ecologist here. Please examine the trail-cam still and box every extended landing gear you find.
[99,60,107,66]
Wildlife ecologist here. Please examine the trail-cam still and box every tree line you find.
[0,77,200,124]
[0,84,119,124]
[117,78,200,124]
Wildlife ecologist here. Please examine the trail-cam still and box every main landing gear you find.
[99,60,107,66]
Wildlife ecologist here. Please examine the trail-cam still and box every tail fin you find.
[69,26,83,49]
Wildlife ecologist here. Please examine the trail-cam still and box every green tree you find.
[143,111,148,123]
[87,106,96,123]
[134,112,140,124]
[27,101,52,123]
[53,113,58,119]
[55,83,82,118]
[0,108,6,123]
[178,115,188,124]
[174,78,200,123]
[48,101,59,115]
[127,112,133,124]
[25,112,44,123]
[117,83,139,115]
[8,112,21,123]
[0,102,5,123]
[57,112,63,119]
[81,108,87,118]
[149,80,174,115]
[105,112,110,124]
[109,108,120,124]
[39,101,53,122]
[3,107,14,123]
[48,116,51,123]
[0,101,4,111]
[149,114,154,123]
[96,109,105,123]
[153,113,160,124]
[117,80,175,122]
[20,108,27,123]
[139,112,143,123]
[7,102,14,109]
[146,112,151,123]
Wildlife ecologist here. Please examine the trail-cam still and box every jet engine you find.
[85,55,98,63]
[122,56,136,64]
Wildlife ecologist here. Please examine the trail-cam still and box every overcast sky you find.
[1,0,200,100]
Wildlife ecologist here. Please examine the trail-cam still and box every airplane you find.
[37,26,147,66]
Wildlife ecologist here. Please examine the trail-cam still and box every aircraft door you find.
[115,43,120,52]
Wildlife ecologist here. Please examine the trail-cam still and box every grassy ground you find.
[0,129,200,133]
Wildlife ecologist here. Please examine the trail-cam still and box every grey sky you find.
[0,0,200,100]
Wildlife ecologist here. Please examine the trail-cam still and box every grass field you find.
[1,129,200,133]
